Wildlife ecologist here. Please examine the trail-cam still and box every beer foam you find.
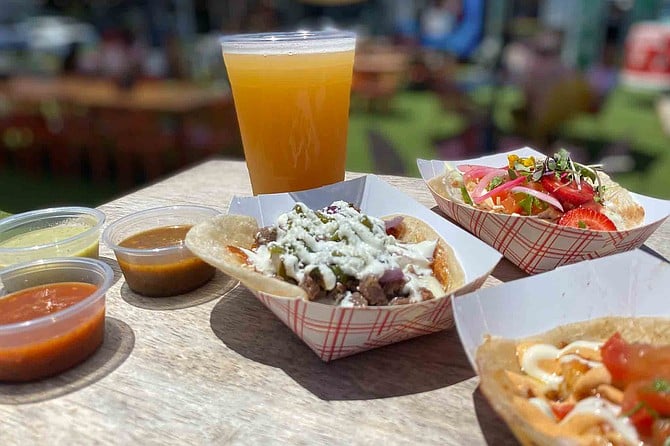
[220,30,356,55]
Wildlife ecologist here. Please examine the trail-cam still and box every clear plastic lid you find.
[220,29,356,55]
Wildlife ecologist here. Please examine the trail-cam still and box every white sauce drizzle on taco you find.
[242,201,445,307]
[512,338,642,444]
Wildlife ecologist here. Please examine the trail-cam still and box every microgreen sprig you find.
[508,149,605,202]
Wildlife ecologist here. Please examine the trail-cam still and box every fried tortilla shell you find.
[599,172,645,230]
[476,317,670,446]
[185,213,465,301]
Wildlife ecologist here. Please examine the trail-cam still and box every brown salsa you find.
[0,282,104,382]
[118,225,215,297]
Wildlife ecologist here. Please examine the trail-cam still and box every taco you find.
[476,316,670,445]
[185,200,465,307]
[428,149,644,231]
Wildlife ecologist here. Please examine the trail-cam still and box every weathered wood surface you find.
[2,159,668,445]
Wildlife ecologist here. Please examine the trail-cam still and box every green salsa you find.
[0,224,99,266]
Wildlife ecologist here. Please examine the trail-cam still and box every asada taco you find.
[185,200,465,307]
[429,149,644,231]
[476,316,670,445]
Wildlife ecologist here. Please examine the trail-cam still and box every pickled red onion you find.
[510,186,564,211]
[473,175,526,204]
[460,165,507,183]
[471,170,508,199]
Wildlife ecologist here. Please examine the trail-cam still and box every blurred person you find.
[395,0,484,59]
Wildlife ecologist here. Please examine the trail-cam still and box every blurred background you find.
[1,0,670,213]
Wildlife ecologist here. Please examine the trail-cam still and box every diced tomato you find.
[540,175,595,210]
[550,401,575,421]
[497,190,547,216]
[638,381,670,417]
[622,381,657,437]
[652,419,670,446]
[500,193,521,214]
[601,333,670,387]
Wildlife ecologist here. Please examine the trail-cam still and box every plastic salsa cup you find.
[0,257,114,382]
[0,206,105,268]
[103,205,220,297]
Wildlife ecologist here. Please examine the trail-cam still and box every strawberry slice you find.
[558,208,617,231]
[540,176,595,210]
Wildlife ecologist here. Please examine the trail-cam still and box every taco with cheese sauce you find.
[476,316,670,446]
[186,200,465,307]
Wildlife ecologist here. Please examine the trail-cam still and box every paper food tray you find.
[452,248,670,371]
[226,175,502,361]
[418,147,670,274]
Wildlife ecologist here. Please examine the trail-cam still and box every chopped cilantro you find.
[623,400,659,419]
[487,176,505,191]
[653,378,670,393]
[518,194,539,215]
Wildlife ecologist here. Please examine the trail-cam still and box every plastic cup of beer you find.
[220,30,356,195]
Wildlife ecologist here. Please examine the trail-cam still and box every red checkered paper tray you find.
[221,175,502,361]
[418,147,670,274]
[452,249,670,370]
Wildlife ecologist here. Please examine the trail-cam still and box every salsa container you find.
[0,206,105,268]
[103,205,220,297]
[190,175,502,361]
[418,147,670,274]
[0,257,114,382]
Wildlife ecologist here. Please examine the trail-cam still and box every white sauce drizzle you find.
[244,201,442,304]
[529,397,554,419]
[521,341,603,390]
[561,397,640,445]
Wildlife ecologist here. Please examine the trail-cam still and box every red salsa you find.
[0,282,104,382]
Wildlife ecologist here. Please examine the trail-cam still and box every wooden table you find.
[3,160,669,445]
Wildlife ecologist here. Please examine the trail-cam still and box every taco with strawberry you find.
[431,149,644,231]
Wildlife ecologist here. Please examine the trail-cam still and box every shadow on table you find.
[0,317,135,405]
[210,285,476,401]
[98,255,124,286]
[120,271,238,311]
[472,388,520,445]
[640,244,670,263]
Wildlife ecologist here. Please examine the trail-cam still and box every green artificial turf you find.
[346,91,466,176]
[560,86,670,199]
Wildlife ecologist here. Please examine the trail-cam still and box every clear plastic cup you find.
[220,30,356,195]
[0,257,114,382]
[102,205,219,297]
[0,206,105,268]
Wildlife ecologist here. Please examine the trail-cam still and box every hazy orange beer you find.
[220,31,356,195]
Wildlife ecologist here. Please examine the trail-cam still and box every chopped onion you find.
[384,216,404,234]
[510,186,564,211]
[460,165,507,183]
[473,175,525,204]
[471,170,509,201]
[379,268,405,284]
